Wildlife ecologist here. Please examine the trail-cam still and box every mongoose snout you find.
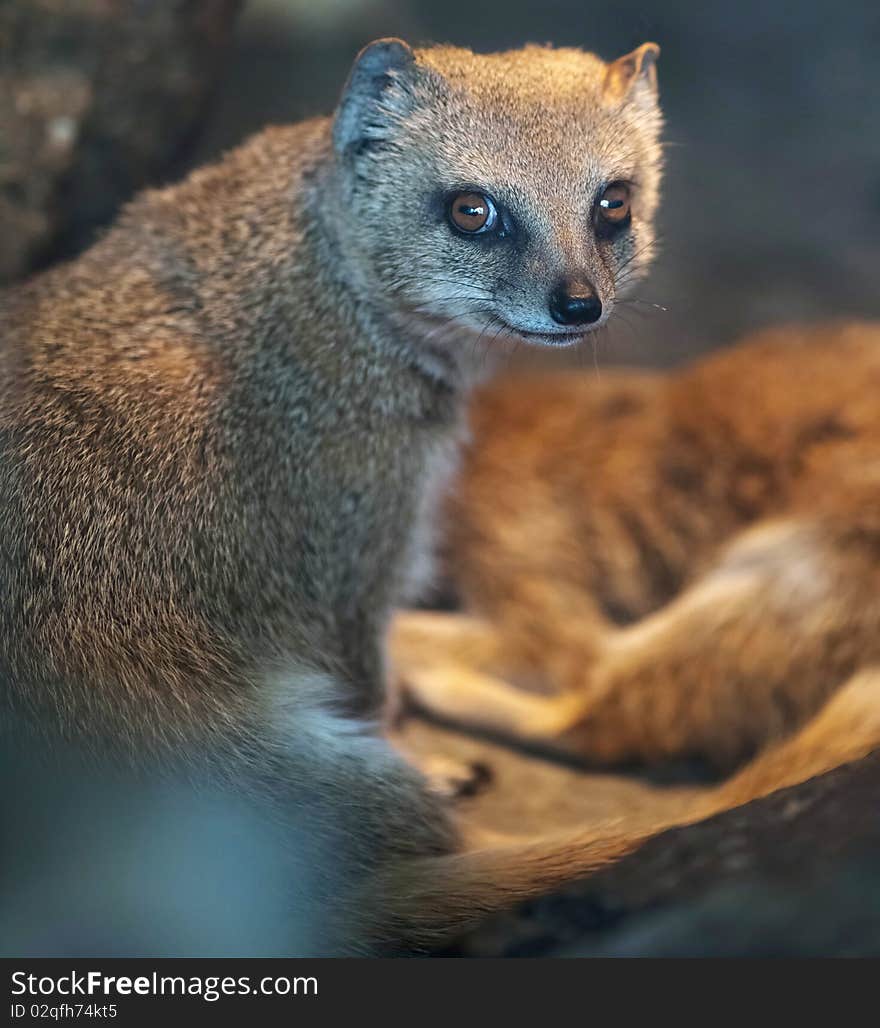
[548,275,603,326]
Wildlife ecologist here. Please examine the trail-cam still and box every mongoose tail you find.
[370,664,880,951]
[361,825,649,952]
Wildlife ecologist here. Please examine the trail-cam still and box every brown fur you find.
[392,322,880,791]
[0,37,673,953]
[373,664,880,951]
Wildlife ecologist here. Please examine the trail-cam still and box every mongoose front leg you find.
[390,609,589,753]
[403,659,586,745]
[390,586,609,709]
[387,613,507,792]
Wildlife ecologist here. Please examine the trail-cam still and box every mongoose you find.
[0,38,666,952]
[392,321,880,797]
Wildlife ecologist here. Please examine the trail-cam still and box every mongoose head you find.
[332,38,662,349]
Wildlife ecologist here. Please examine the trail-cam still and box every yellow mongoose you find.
[0,38,667,952]
[393,321,880,803]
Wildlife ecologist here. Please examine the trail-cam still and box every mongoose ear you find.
[333,37,416,156]
[603,42,660,105]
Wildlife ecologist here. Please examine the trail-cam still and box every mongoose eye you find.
[595,182,632,235]
[448,192,498,235]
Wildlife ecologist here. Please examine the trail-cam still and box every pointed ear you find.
[333,37,416,156]
[603,42,660,105]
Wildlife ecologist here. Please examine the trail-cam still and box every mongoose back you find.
[0,38,665,952]
[393,321,880,793]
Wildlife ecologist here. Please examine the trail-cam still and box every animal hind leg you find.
[554,517,879,767]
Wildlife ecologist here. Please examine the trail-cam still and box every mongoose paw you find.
[418,754,493,800]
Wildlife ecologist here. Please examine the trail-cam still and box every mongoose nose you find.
[548,277,603,326]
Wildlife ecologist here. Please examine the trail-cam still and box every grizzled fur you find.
[0,38,663,952]
[339,43,662,343]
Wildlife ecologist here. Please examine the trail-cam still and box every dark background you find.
[190,0,880,366]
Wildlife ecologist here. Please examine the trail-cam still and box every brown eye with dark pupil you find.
[449,191,496,234]
[597,183,631,225]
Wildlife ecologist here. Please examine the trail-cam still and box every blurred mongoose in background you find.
[0,37,669,952]
[393,320,880,802]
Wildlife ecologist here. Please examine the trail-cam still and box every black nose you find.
[548,277,603,326]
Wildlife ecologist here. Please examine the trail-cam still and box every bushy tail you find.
[365,665,880,952]
[362,823,653,952]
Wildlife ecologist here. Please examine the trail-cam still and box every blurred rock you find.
[0,0,242,284]
[575,856,880,957]
[447,751,880,956]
